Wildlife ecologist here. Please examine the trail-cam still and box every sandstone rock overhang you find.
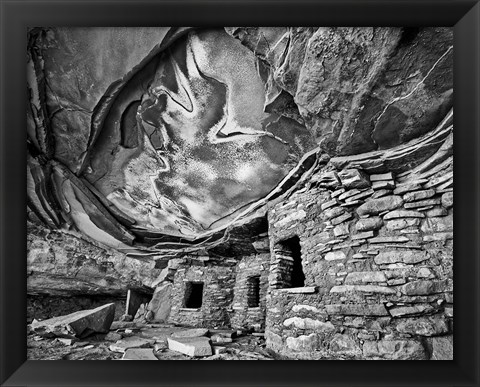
[26,27,453,260]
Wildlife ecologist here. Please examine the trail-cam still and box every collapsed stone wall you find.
[168,260,237,328]
[265,130,453,359]
[230,253,270,330]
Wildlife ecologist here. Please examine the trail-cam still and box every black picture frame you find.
[1,1,479,386]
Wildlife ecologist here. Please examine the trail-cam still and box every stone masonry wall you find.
[265,159,453,360]
[230,254,270,330]
[168,260,236,328]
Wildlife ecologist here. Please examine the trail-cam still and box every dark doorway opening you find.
[247,276,261,307]
[184,282,204,308]
[277,236,305,288]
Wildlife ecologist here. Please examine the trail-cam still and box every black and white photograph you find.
[26,26,454,361]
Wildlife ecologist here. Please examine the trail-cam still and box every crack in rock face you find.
[83,29,315,239]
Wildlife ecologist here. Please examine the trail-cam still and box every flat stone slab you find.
[167,336,212,357]
[277,286,318,294]
[122,348,158,360]
[171,328,209,339]
[109,337,155,353]
[29,303,115,338]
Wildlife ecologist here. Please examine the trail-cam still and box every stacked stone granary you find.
[265,113,453,360]
[26,27,453,360]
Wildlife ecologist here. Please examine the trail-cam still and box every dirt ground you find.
[27,322,279,360]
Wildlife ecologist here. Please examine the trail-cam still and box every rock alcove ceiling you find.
[27,27,453,262]
[27,27,454,361]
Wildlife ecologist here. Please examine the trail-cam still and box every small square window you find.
[184,282,204,308]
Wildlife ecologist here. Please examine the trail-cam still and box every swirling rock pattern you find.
[27,27,453,254]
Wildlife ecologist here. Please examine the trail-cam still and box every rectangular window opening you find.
[247,275,261,307]
[275,236,305,288]
[184,282,204,308]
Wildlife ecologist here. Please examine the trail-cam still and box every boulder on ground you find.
[29,303,115,338]
[167,336,212,357]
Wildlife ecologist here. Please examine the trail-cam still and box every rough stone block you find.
[331,212,353,225]
[167,336,212,357]
[393,181,427,195]
[344,271,387,284]
[286,333,319,352]
[416,267,435,279]
[338,188,363,201]
[324,206,345,220]
[371,180,395,190]
[147,282,172,322]
[396,316,449,336]
[371,188,393,198]
[345,189,374,203]
[275,210,307,228]
[57,338,76,346]
[329,334,361,356]
[333,223,350,237]
[325,251,346,261]
[388,304,434,317]
[209,329,236,339]
[311,171,340,188]
[363,339,428,360]
[357,196,403,216]
[374,250,429,265]
[426,207,448,217]
[400,280,451,295]
[338,169,370,189]
[383,210,425,219]
[369,236,410,244]
[355,217,383,231]
[330,285,396,294]
[122,348,158,360]
[423,232,453,242]
[29,303,115,338]
[404,198,441,209]
[171,328,209,338]
[441,192,453,208]
[104,332,123,342]
[385,218,420,231]
[370,172,394,181]
[326,304,388,316]
[331,188,346,198]
[321,199,338,211]
[283,317,335,331]
[278,286,318,294]
[428,335,453,360]
[265,331,283,351]
[211,336,233,344]
[403,189,436,202]
[351,231,375,240]
[420,215,453,233]
[444,306,453,317]
[292,304,321,314]
[214,346,227,355]
[109,337,155,353]
[424,171,453,189]
[252,238,270,253]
